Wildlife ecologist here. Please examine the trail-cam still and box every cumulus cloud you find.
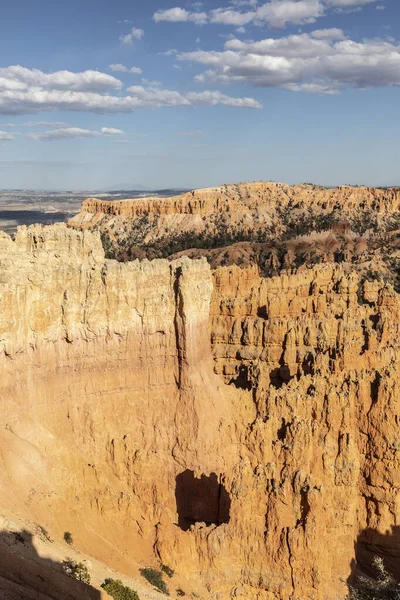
[155,0,324,28]
[179,31,400,93]
[0,65,121,92]
[0,65,260,114]
[154,0,380,28]
[28,127,125,140]
[109,64,142,74]
[119,27,144,44]
[153,7,208,24]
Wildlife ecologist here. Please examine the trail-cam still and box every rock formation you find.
[2,183,400,599]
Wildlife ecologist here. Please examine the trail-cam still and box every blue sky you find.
[0,0,398,190]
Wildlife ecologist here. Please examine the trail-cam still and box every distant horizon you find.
[1,180,400,194]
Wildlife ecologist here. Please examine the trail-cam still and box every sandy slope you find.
[0,510,180,600]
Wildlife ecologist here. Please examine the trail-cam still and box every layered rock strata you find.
[0,224,400,599]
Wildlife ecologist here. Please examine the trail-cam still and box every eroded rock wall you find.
[1,224,400,599]
[0,224,249,598]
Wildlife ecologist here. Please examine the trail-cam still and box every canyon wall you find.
[1,224,400,599]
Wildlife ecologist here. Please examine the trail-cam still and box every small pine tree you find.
[63,532,73,545]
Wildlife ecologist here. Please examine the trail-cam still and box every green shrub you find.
[140,568,169,595]
[63,531,73,545]
[346,557,400,600]
[101,578,139,600]
[62,560,90,584]
[176,589,186,596]
[161,564,174,578]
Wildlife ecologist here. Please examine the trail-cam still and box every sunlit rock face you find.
[1,223,400,599]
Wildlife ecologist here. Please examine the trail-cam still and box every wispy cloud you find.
[119,27,144,44]
[109,64,142,74]
[0,120,71,128]
[176,130,203,136]
[27,127,125,140]
[0,131,14,140]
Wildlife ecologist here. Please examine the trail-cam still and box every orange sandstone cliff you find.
[1,220,400,598]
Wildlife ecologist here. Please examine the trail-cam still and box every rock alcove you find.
[175,470,231,531]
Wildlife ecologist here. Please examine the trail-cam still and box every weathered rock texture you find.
[1,222,400,599]
[68,182,400,286]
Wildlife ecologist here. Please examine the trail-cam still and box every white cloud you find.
[0,65,261,114]
[153,7,208,24]
[119,27,144,44]
[155,1,324,28]
[311,28,346,39]
[0,121,70,127]
[186,90,262,107]
[109,64,142,74]
[179,32,400,92]
[100,127,124,135]
[126,84,262,108]
[154,0,380,28]
[28,127,125,140]
[28,127,102,140]
[159,49,178,56]
[324,0,378,6]
[0,131,14,140]
[0,65,121,92]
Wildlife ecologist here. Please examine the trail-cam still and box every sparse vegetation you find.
[345,557,400,600]
[161,564,174,578]
[63,531,73,545]
[62,560,90,584]
[176,589,186,597]
[101,578,139,600]
[140,567,169,595]
[36,525,53,543]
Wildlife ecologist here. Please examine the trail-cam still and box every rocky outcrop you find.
[74,183,400,223]
[68,182,400,269]
[1,223,400,599]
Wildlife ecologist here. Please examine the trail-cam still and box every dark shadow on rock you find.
[349,525,400,587]
[0,529,101,600]
[175,470,231,531]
